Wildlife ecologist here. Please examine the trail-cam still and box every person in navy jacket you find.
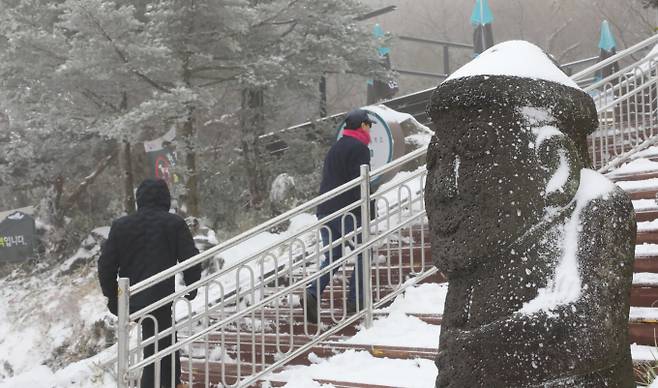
[306,109,373,324]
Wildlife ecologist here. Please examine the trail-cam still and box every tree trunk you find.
[179,109,200,217]
[240,88,268,208]
[119,139,136,214]
[117,92,136,214]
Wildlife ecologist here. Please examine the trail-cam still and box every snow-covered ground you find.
[0,228,117,387]
[0,213,324,388]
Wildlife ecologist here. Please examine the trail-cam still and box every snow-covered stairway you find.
[608,154,658,352]
[177,228,445,388]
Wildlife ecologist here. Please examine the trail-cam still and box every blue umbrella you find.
[471,0,494,55]
[596,20,619,81]
[367,24,398,104]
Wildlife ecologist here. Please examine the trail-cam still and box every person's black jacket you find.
[98,179,201,314]
[317,135,372,220]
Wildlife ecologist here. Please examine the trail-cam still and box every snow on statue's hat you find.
[445,40,579,89]
[344,109,373,130]
[430,40,598,161]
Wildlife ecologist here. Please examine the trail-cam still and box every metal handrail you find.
[584,52,658,94]
[598,132,658,174]
[115,146,432,387]
[562,56,599,69]
[130,145,428,297]
[585,35,658,168]
[572,34,658,82]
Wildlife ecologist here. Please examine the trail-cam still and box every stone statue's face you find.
[426,112,558,274]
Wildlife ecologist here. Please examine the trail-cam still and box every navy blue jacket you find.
[317,135,371,219]
[98,179,201,314]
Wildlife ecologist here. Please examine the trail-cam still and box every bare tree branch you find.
[546,19,572,53]
[62,151,116,212]
[557,42,583,62]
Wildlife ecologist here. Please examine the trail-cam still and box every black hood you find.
[136,179,171,211]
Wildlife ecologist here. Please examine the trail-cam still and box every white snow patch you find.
[453,156,460,191]
[520,169,615,314]
[632,145,658,160]
[92,226,110,239]
[7,212,24,220]
[631,343,658,361]
[521,107,552,126]
[445,41,580,89]
[629,306,658,321]
[268,350,437,387]
[637,243,658,257]
[545,150,569,194]
[270,173,296,203]
[609,158,658,176]
[365,104,415,124]
[0,344,117,388]
[633,272,658,286]
[341,311,440,348]
[405,133,432,147]
[616,177,658,192]
[382,283,448,315]
[638,218,658,232]
[531,125,564,150]
[633,199,658,211]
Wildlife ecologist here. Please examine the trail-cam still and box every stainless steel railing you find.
[578,34,658,169]
[114,145,432,387]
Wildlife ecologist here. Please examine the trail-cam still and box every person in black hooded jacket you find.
[98,178,201,388]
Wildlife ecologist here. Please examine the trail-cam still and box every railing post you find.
[360,164,373,328]
[443,45,450,76]
[117,278,131,388]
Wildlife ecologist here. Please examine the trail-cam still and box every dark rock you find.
[425,73,636,387]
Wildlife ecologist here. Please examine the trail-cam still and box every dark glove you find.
[107,298,118,316]
[185,289,197,301]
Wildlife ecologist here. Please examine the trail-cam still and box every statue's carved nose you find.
[436,214,462,236]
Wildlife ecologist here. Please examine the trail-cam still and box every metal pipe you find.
[561,56,599,69]
[117,278,130,388]
[394,68,447,79]
[360,165,373,328]
[397,35,473,49]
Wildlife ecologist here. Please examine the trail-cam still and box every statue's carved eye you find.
[427,136,452,171]
[455,124,494,159]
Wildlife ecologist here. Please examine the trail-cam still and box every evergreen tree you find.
[0,0,386,243]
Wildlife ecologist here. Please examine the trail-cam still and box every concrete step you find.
[267,377,407,388]
[637,209,658,222]
[629,307,658,346]
[635,256,658,273]
[609,170,658,183]
[625,188,658,201]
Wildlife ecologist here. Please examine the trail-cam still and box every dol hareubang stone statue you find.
[424,41,636,387]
